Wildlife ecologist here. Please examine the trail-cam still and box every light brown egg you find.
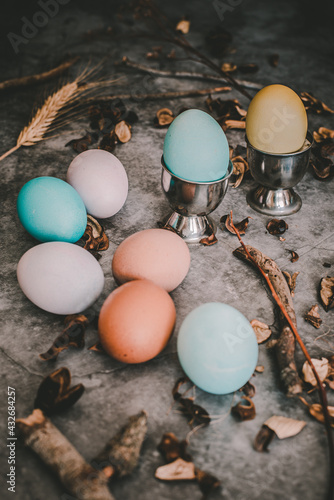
[98,280,176,364]
[112,228,190,292]
[246,84,307,154]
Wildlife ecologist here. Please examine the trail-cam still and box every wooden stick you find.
[0,57,79,92]
[118,57,262,90]
[16,409,115,500]
[230,212,334,500]
[90,86,231,102]
[233,245,303,397]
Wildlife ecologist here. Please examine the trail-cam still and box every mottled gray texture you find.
[0,1,334,499]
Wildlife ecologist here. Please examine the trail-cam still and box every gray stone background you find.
[1,0,334,499]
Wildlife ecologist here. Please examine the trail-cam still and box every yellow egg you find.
[246,84,307,154]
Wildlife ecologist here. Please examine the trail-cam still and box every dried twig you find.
[90,86,231,102]
[230,211,334,500]
[118,57,262,90]
[0,57,79,92]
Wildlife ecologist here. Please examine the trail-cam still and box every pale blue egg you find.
[177,303,258,395]
[17,176,87,243]
[163,109,230,182]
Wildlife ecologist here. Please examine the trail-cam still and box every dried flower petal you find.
[251,319,272,344]
[175,19,190,34]
[221,62,237,73]
[313,127,334,143]
[155,108,174,127]
[240,380,256,398]
[82,215,109,253]
[231,155,249,188]
[288,250,299,263]
[266,218,288,235]
[200,222,218,246]
[305,304,322,329]
[320,276,334,311]
[254,425,276,452]
[34,367,84,415]
[115,120,131,143]
[299,397,334,427]
[232,396,256,421]
[255,365,265,373]
[99,131,117,153]
[282,271,299,297]
[172,378,211,427]
[264,415,306,439]
[65,132,98,153]
[220,214,250,235]
[158,432,192,463]
[300,92,334,115]
[302,358,329,386]
[155,458,195,481]
[224,119,246,130]
[195,468,220,497]
[88,342,105,353]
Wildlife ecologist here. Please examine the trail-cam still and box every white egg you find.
[17,242,104,315]
[67,149,128,219]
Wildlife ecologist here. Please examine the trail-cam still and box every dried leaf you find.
[88,341,105,353]
[172,378,211,427]
[115,120,131,143]
[320,276,334,311]
[205,97,246,131]
[255,365,265,373]
[268,54,279,67]
[232,396,256,421]
[155,108,174,127]
[65,132,98,152]
[240,380,256,398]
[305,304,322,329]
[282,271,299,297]
[300,92,334,115]
[238,63,259,73]
[34,367,84,415]
[221,62,237,73]
[288,250,299,263]
[266,218,288,235]
[302,358,329,386]
[99,131,117,153]
[254,425,276,452]
[313,127,334,143]
[158,432,192,463]
[200,221,218,246]
[220,214,250,235]
[195,468,221,498]
[82,215,109,252]
[251,319,272,344]
[39,314,89,361]
[299,397,334,427]
[264,415,306,439]
[155,458,195,481]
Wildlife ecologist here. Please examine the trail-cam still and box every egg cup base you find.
[247,186,302,216]
[160,212,216,244]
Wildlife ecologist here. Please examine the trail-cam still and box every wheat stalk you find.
[0,66,118,162]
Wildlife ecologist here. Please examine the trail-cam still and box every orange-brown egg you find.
[98,280,176,364]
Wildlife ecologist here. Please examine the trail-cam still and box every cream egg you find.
[112,228,191,292]
[17,242,104,315]
[67,149,128,218]
[98,280,176,363]
[246,84,307,154]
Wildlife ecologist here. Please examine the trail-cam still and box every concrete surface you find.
[0,1,334,499]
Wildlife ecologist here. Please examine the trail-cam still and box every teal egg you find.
[177,303,258,395]
[17,176,87,243]
[163,109,229,182]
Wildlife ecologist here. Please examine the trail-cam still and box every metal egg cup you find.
[246,132,313,216]
[161,157,233,243]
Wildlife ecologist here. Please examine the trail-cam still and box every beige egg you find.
[112,228,190,292]
[98,280,176,363]
[246,84,307,154]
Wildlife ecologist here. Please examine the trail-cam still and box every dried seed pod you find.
[266,218,288,235]
[155,108,174,127]
[115,120,131,143]
[232,396,256,421]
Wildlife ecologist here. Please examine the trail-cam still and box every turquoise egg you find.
[17,176,87,243]
[177,303,258,395]
[163,109,230,182]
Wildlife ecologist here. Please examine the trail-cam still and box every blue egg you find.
[17,176,87,243]
[163,109,230,183]
[177,303,258,395]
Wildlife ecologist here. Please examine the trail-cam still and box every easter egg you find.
[163,109,230,182]
[112,228,190,292]
[246,84,308,154]
[98,280,176,364]
[17,242,104,315]
[67,149,128,218]
[17,176,87,243]
[177,303,258,395]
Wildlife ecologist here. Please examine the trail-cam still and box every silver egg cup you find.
[160,157,233,243]
[246,132,313,216]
